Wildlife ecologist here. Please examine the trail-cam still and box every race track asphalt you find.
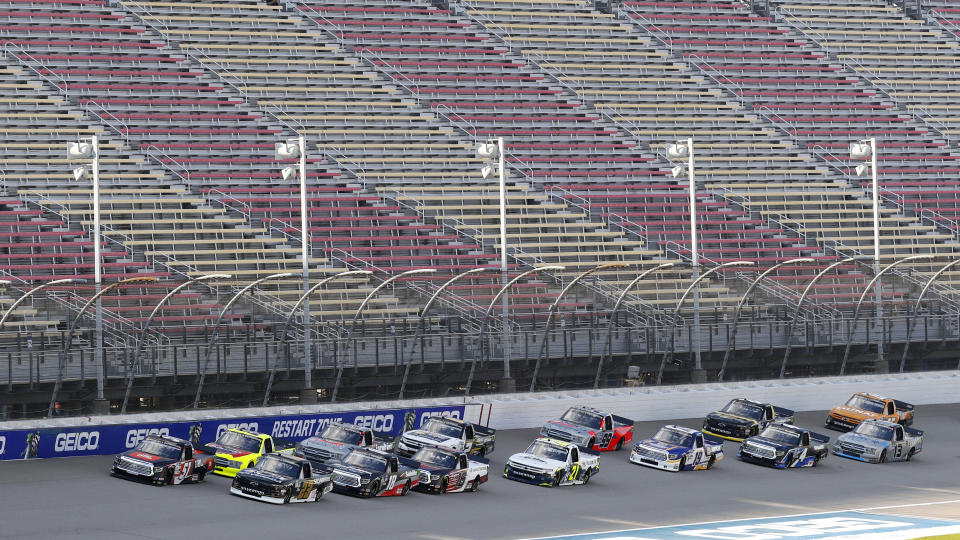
[1,405,958,540]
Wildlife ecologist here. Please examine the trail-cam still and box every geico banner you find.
[0,405,467,461]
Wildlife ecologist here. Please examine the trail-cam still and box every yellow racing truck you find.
[206,428,295,478]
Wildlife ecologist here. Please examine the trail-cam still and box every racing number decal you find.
[173,462,192,484]
[297,480,314,500]
[598,432,613,449]
[894,445,903,459]
[568,463,580,483]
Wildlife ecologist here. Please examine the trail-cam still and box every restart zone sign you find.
[529,511,960,539]
[0,404,467,460]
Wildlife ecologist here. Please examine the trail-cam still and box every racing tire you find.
[477,447,486,458]
[196,468,206,483]
[615,438,623,451]
[587,438,596,450]
[366,480,380,499]
[160,468,173,487]
[283,489,292,504]
[439,477,449,495]
[552,471,563,487]
[582,469,591,485]
[469,479,480,493]
[400,481,411,496]
[906,448,916,462]
[678,456,687,472]
[707,455,716,470]
[878,450,887,464]
[813,453,822,467]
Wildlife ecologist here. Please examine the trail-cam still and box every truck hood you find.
[830,406,875,420]
[508,453,563,473]
[403,430,460,447]
[543,420,594,437]
[333,464,379,481]
[299,437,351,455]
[744,436,794,452]
[207,443,253,459]
[706,412,757,427]
[235,468,292,486]
[837,432,890,450]
[636,439,689,454]
[119,450,176,468]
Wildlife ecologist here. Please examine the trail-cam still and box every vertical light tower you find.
[850,138,884,368]
[666,138,704,381]
[67,136,108,414]
[476,138,513,391]
[276,136,315,402]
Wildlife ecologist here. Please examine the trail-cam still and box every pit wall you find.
[1,370,956,461]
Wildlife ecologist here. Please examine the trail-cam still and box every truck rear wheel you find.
[366,480,380,498]
[707,455,716,470]
[469,479,480,492]
[582,469,591,484]
[552,471,563,487]
[615,438,623,451]
[401,480,411,496]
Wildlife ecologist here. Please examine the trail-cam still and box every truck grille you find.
[213,457,231,469]
[541,428,574,442]
[838,442,866,456]
[508,461,545,475]
[300,447,334,462]
[743,442,776,459]
[633,446,668,462]
[418,471,431,484]
[400,437,422,451]
[332,471,362,488]
[118,457,153,476]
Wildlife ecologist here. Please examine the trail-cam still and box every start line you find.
[526,510,960,540]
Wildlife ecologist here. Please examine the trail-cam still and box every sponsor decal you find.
[0,435,5,456]
[271,419,317,439]
[353,414,394,433]
[418,409,461,427]
[54,431,100,452]
[125,428,170,449]
[215,422,260,439]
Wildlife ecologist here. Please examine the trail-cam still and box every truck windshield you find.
[853,422,895,441]
[216,431,261,453]
[423,419,462,438]
[525,440,569,462]
[721,401,764,421]
[652,428,694,447]
[343,452,387,473]
[759,425,801,446]
[412,448,458,469]
[560,408,603,429]
[255,456,301,478]
[320,425,363,445]
[845,395,885,414]
[135,439,180,459]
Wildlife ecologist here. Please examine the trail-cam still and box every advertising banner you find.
[0,405,467,461]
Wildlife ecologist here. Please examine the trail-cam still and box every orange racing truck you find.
[825,392,915,432]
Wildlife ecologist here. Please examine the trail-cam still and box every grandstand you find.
[0,0,959,418]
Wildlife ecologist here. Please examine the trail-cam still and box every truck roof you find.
[856,392,891,402]
[860,418,901,429]
[733,398,768,408]
[663,425,699,435]
[571,405,606,415]
[265,453,309,466]
[324,421,367,434]
[226,427,269,440]
[766,422,805,435]
[536,437,574,449]
[351,446,392,460]
[431,416,466,428]
[146,434,189,447]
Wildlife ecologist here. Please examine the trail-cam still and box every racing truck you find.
[111,434,214,486]
[295,422,392,465]
[208,428,295,477]
[825,392,915,432]
[394,416,496,458]
[230,453,333,504]
[504,437,600,487]
[629,425,724,472]
[400,446,489,494]
[317,447,420,498]
[834,418,923,463]
[539,405,634,452]
[703,398,795,442]
[738,423,829,468]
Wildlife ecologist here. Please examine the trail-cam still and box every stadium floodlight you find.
[849,141,872,161]
[595,261,687,389]
[122,273,232,414]
[67,142,94,159]
[666,141,689,161]
[718,258,815,382]
[657,260,755,385]
[274,134,314,393]
[475,142,499,160]
[193,272,295,409]
[670,165,684,178]
[399,267,488,399]
[72,166,88,181]
[855,163,869,177]
[530,262,630,392]
[840,253,936,376]
[481,165,496,179]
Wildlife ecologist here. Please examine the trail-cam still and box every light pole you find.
[0,279,67,392]
[121,274,231,414]
[594,261,684,389]
[530,262,628,392]
[899,259,960,373]
[275,136,314,396]
[657,261,754,385]
[192,272,294,409]
[851,138,883,363]
[840,254,935,375]
[667,138,703,371]
[67,136,106,408]
[779,257,864,378]
[262,269,372,406]
[717,258,813,382]
[476,138,513,387]
[464,265,565,396]
[398,268,487,399]
[48,276,158,417]
[330,268,436,403]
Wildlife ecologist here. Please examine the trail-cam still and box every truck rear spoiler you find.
[773,405,795,420]
[612,414,635,428]
[893,400,914,411]
[703,435,726,447]
[809,431,831,445]
[904,426,924,437]
[472,423,496,437]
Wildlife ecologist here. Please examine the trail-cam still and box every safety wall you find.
[482,370,960,430]
[1,370,957,461]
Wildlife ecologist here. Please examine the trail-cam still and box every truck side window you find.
[459,455,467,469]
[895,427,903,441]
[766,406,773,420]
[183,445,192,460]
[264,438,273,454]
[570,447,579,463]
[465,425,474,440]
[390,458,398,473]
[695,435,703,448]
[303,464,310,478]
[886,402,894,415]
[605,416,613,430]
[364,432,372,446]
[801,433,809,446]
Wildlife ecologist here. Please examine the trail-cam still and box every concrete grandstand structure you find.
[1,0,960,417]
